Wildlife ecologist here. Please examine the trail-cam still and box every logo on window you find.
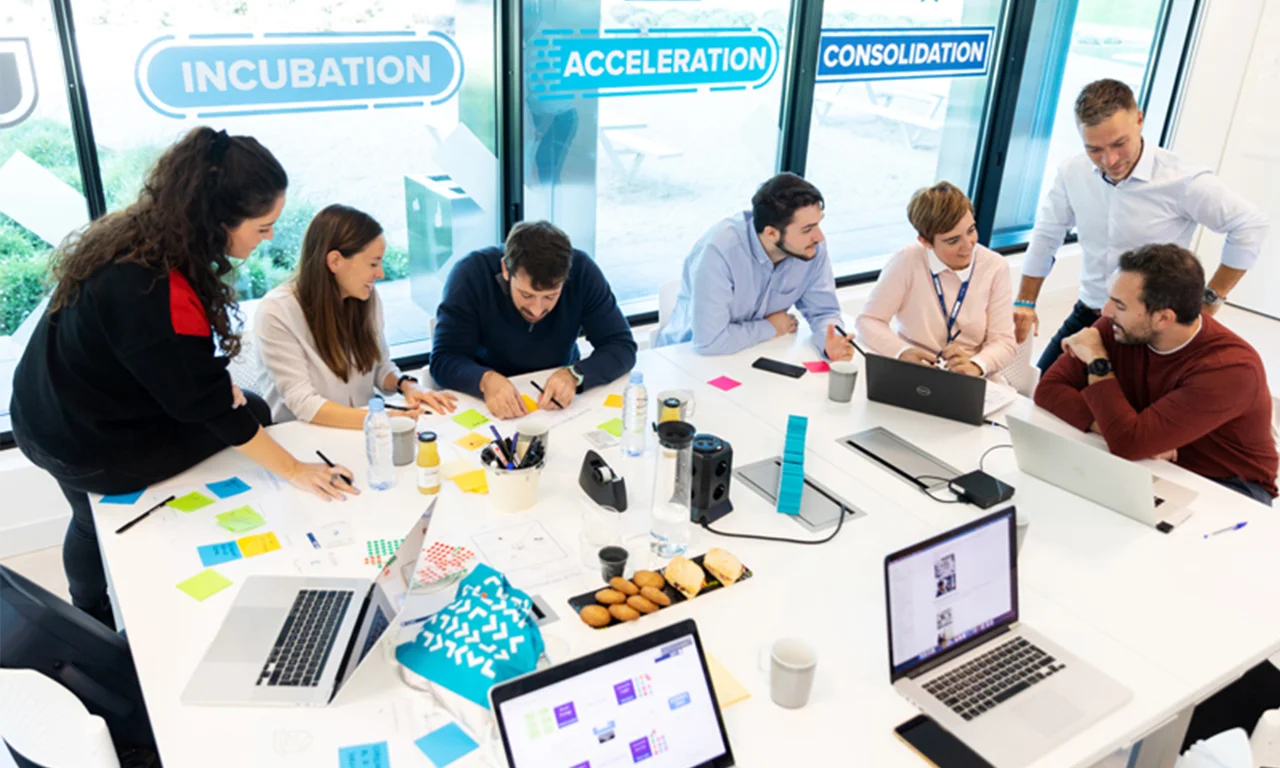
[0,38,39,128]
[816,27,995,83]
[530,27,779,100]
[134,31,464,119]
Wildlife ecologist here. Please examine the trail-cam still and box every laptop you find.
[1007,415,1197,531]
[885,508,1131,767]
[864,353,1014,426]
[490,618,735,768]
[182,501,436,706]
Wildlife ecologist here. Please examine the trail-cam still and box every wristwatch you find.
[396,374,419,394]
[567,364,585,390]
[1203,287,1226,308]
[1086,358,1113,378]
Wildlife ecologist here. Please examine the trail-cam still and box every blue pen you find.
[489,425,515,469]
[1204,521,1247,539]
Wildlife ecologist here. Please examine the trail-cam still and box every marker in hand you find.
[1203,521,1247,539]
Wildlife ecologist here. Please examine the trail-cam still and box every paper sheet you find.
[206,476,252,499]
[168,491,215,512]
[520,393,540,412]
[439,459,473,480]
[337,741,390,768]
[706,653,750,708]
[236,532,281,558]
[197,541,244,567]
[364,537,405,568]
[983,380,1019,416]
[453,469,489,495]
[597,417,624,437]
[802,361,830,373]
[100,491,144,505]
[216,506,265,533]
[176,569,232,601]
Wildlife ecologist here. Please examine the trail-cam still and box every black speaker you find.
[690,434,734,525]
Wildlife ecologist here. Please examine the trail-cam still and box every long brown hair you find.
[49,126,287,358]
[294,204,384,382]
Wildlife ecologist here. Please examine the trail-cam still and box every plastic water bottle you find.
[364,397,396,490]
[621,372,648,457]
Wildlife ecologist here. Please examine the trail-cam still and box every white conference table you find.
[90,344,1271,768]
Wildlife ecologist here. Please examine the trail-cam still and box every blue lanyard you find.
[931,269,972,345]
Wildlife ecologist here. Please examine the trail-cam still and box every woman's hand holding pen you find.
[288,461,358,501]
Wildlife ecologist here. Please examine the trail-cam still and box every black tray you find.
[567,553,754,630]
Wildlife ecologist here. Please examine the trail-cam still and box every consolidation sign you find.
[816,27,995,83]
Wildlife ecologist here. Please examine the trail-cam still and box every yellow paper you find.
[453,469,489,495]
[706,653,750,709]
[604,394,624,409]
[236,532,281,558]
[521,394,539,412]
[439,459,473,480]
[176,568,232,601]
[454,433,490,451]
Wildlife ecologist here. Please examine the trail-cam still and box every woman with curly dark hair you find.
[9,127,357,628]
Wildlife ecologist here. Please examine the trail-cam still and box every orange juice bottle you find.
[417,431,440,495]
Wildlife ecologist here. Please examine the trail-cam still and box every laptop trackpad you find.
[1013,690,1082,736]
[206,607,283,663]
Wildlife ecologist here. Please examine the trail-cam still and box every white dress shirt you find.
[1023,142,1270,309]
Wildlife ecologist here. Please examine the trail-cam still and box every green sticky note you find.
[176,568,232,601]
[168,491,215,513]
[452,408,490,430]
[597,417,624,438]
[215,505,265,533]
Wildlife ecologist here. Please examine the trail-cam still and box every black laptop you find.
[864,352,987,425]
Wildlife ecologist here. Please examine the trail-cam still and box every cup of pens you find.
[482,426,546,513]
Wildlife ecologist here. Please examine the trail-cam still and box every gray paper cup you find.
[391,417,417,466]
[769,638,817,708]
[827,360,858,403]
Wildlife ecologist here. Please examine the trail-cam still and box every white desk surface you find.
[93,344,1277,768]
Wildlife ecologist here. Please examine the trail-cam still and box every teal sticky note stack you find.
[777,415,807,516]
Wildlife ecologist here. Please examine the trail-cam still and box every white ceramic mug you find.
[768,638,817,708]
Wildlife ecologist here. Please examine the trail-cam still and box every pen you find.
[530,380,564,410]
[489,426,515,469]
[512,431,521,461]
[833,325,869,358]
[1204,521,1247,539]
[115,494,177,535]
[315,450,353,486]
[985,420,1008,430]
[384,403,413,412]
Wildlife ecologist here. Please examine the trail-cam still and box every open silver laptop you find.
[182,501,436,706]
[1007,415,1197,531]
[886,508,1131,767]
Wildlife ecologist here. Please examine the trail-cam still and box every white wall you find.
[0,449,68,559]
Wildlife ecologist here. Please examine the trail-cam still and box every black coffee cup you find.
[599,545,629,581]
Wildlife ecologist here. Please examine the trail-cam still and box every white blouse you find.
[254,284,400,424]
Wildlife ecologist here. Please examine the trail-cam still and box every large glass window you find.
[0,1,90,435]
[805,0,1008,278]
[71,0,500,353]
[521,0,793,316]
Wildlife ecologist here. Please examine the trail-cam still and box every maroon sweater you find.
[1035,315,1277,497]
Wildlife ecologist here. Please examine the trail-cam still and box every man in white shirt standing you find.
[1013,78,1270,371]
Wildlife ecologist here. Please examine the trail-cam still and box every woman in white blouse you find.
[255,204,456,427]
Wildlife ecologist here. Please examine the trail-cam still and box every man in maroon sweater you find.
[1035,243,1276,504]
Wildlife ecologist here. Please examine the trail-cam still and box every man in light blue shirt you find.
[657,173,854,359]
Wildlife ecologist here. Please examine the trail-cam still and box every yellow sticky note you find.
[236,532,281,558]
[604,394,624,409]
[706,653,750,709]
[521,394,539,412]
[177,568,232,601]
[439,459,473,480]
[453,469,489,495]
[454,432,490,451]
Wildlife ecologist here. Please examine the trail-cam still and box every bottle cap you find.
[418,431,437,443]
[629,371,643,384]
[368,396,385,412]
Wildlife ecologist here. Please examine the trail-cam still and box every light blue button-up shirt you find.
[657,211,843,355]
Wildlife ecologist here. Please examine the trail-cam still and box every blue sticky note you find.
[101,491,144,505]
[338,741,389,768]
[415,723,478,767]
[206,477,251,499]
[197,541,243,568]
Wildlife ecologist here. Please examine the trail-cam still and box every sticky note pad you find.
[176,568,232,601]
[803,361,830,373]
[452,409,489,430]
[604,394,624,409]
[236,532,281,558]
[197,541,243,567]
[597,417,624,438]
[415,722,479,767]
[100,490,144,505]
[206,476,251,499]
[215,505,265,533]
[453,469,489,495]
[168,491,215,513]
[520,393,539,412]
[338,741,390,768]
[706,653,751,709]
[454,432,490,451]
[708,375,741,392]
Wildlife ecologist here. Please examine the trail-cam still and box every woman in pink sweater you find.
[855,182,1017,378]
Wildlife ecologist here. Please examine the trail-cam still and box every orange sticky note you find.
[236,532,281,558]
[521,394,539,412]
[454,433,490,451]
[453,469,489,495]
[604,394,623,409]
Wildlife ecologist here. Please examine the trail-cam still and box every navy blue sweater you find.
[430,247,637,397]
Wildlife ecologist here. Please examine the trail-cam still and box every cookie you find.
[608,604,640,622]
[640,586,671,607]
[627,595,659,614]
[579,605,611,627]
[595,588,626,605]
[633,570,665,590]
[610,577,639,596]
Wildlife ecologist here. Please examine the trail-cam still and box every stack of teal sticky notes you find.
[777,415,807,516]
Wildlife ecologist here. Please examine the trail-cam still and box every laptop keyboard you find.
[256,589,354,688]
[922,637,1066,721]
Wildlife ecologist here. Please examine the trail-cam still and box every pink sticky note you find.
[707,375,742,392]
[803,361,830,373]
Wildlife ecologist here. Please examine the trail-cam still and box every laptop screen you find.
[495,628,730,768]
[886,509,1017,679]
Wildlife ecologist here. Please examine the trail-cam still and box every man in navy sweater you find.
[430,220,637,419]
